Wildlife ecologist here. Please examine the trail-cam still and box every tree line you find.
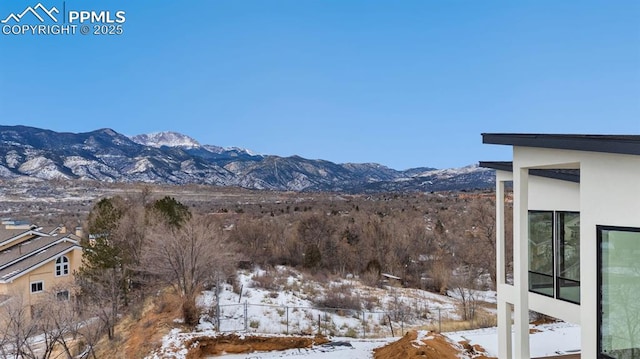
[1,188,509,356]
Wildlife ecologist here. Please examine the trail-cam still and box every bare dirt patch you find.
[374,331,496,359]
[185,334,330,358]
[95,289,184,359]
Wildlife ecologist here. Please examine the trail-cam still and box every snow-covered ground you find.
[448,321,581,358]
[196,266,472,337]
[150,324,581,359]
[217,338,396,359]
[148,267,580,358]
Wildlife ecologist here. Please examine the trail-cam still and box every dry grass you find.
[420,309,497,333]
[93,289,183,359]
[313,283,362,311]
[252,271,279,290]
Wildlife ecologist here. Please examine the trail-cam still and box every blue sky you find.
[1,1,639,170]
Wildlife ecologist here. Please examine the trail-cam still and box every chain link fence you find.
[211,302,448,338]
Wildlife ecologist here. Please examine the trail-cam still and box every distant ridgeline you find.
[0,125,494,193]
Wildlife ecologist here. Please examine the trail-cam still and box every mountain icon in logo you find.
[1,3,59,24]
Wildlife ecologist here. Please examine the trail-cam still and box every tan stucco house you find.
[0,221,82,312]
[481,134,640,359]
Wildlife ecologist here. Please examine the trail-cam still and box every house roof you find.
[482,133,640,156]
[0,228,34,244]
[0,229,81,283]
[0,241,79,282]
[479,161,580,183]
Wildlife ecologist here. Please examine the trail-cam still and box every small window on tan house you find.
[30,281,44,293]
[55,255,69,276]
[56,290,70,301]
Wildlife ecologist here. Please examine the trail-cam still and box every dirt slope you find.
[374,331,495,359]
[185,334,329,358]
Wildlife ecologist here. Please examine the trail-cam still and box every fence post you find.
[401,311,404,336]
[362,312,366,339]
[438,308,441,333]
[325,312,329,335]
[318,314,321,335]
[244,301,248,331]
[215,277,221,332]
[286,306,289,335]
[216,303,220,332]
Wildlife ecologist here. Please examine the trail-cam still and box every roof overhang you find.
[479,161,580,183]
[482,133,640,156]
[0,229,49,250]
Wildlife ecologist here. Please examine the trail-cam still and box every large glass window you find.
[599,226,640,359]
[529,211,554,296]
[528,211,580,303]
[557,212,580,303]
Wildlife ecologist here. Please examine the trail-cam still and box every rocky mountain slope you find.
[0,125,493,192]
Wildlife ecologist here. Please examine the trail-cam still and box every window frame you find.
[597,225,640,359]
[55,255,70,277]
[30,281,44,294]
[555,211,581,304]
[527,210,580,304]
[56,290,70,301]
[528,210,555,298]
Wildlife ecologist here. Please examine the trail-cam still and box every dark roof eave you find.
[482,133,640,156]
[479,161,580,183]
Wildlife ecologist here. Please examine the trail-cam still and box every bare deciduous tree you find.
[74,306,107,359]
[141,215,237,326]
[0,294,38,358]
[450,268,481,321]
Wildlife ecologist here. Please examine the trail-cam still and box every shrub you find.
[182,298,199,327]
[252,271,278,291]
[345,327,358,338]
[315,285,362,311]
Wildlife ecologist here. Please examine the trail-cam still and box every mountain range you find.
[0,125,494,193]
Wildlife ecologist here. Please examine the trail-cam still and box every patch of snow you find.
[447,321,581,357]
[153,266,501,359]
[129,158,154,174]
[18,156,68,180]
[146,328,190,359]
[131,132,201,149]
[219,337,396,359]
[5,151,21,168]
[0,165,18,178]
[412,164,490,179]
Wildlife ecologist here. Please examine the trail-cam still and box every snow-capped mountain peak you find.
[0,126,494,192]
[130,132,258,156]
[131,131,201,149]
[412,164,488,178]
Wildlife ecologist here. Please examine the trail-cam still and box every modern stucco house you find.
[481,134,640,359]
[0,221,82,314]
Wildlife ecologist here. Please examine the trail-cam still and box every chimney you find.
[59,225,67,234]
[75,227,84,238]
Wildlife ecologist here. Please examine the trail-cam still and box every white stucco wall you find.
[527,172,581,323]
[579,152,640,359]
[527,175,579,212]
[509,146,640,359]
